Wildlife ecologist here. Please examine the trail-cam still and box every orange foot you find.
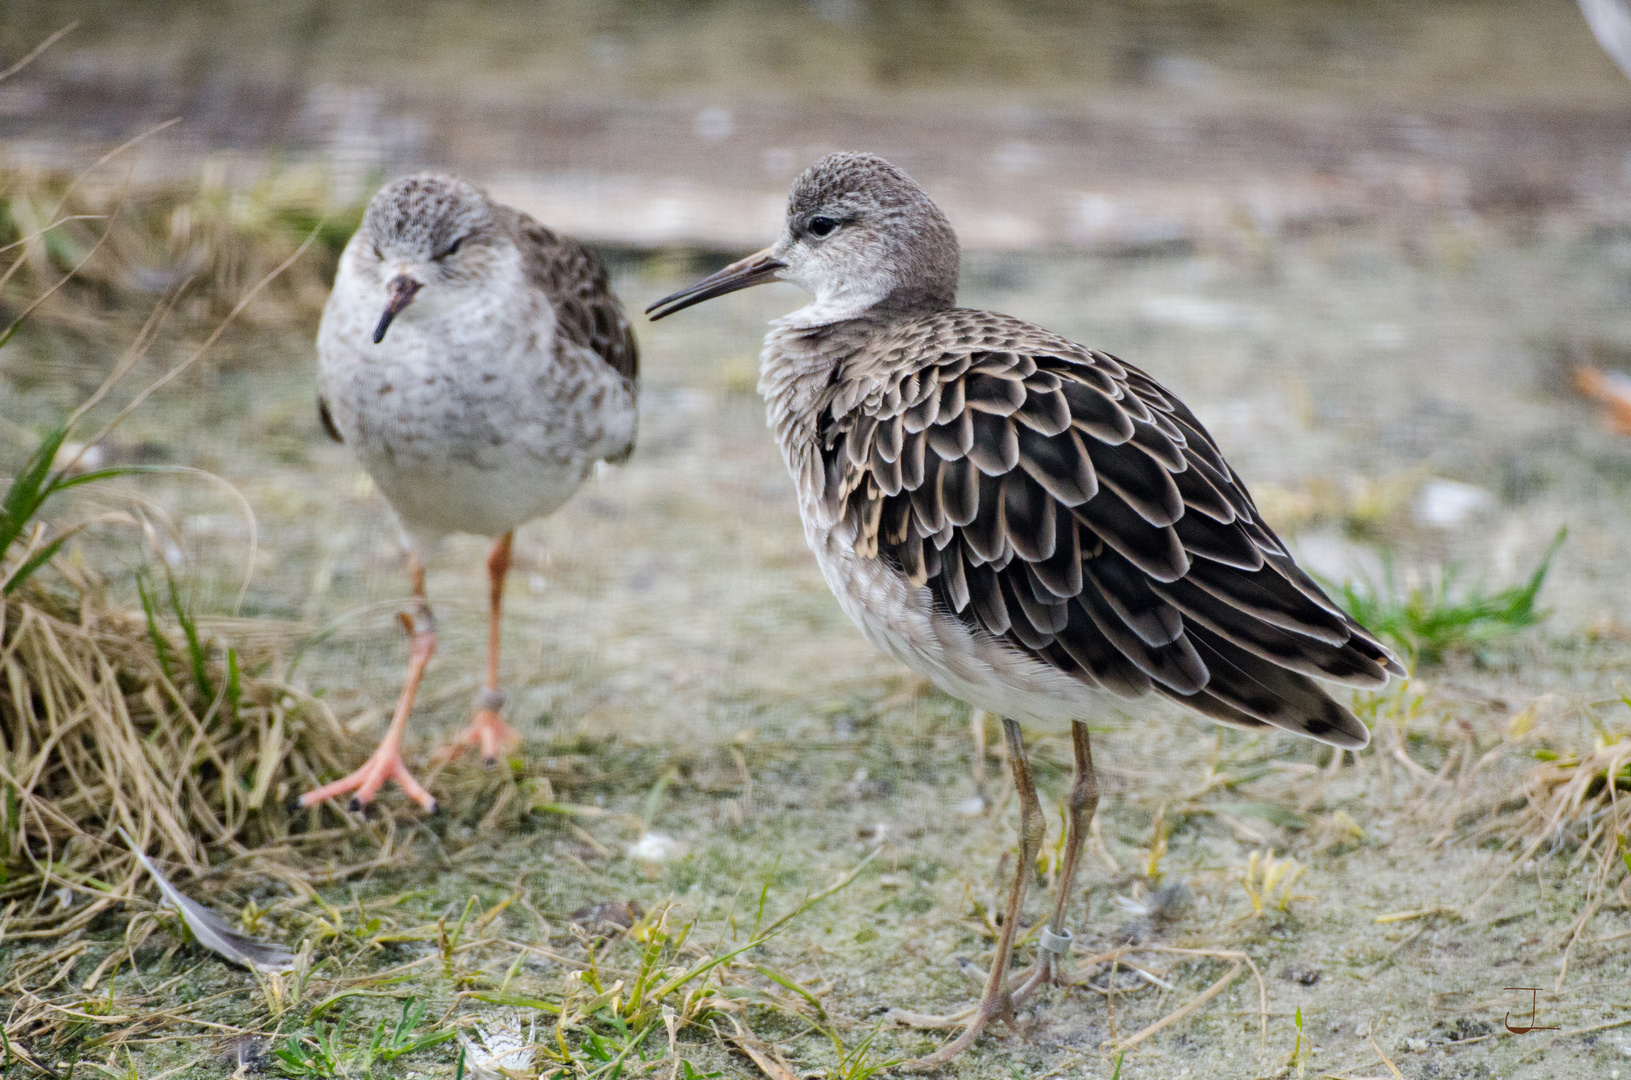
[449,697,523,762]
[1576,364,1631,435]
[299,739,437,813]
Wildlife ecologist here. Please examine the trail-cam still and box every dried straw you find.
[0,573,360,939]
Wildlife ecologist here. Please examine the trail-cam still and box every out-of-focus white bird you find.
[1581,0,1631,81]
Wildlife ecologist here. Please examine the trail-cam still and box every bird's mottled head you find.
[646,152,960,325]
[351,173,509,343]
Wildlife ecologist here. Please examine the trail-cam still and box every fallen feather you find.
[120,830,294,973]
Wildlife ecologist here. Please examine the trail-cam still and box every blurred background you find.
[7,0,1631,247]
[4,3,1631,1076]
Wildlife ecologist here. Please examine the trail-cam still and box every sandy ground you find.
[4,220,1630,1077]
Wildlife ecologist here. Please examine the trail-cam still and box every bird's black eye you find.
[434,236,465,261]
[806,216,840,238]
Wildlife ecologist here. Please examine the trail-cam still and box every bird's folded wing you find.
[819,309,1402,748]
[509,210,639,384]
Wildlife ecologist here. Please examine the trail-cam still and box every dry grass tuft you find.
[0,572,359,939]
[1237,850,1308,917]
[1341,675,1631,990]
[1480,695,1631,860]
[1458,695,1631,984]
[1,160,361,357]
[1391,690,1631,895]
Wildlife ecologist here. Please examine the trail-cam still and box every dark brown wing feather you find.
[821,311,1402,749]
[504,209,639,384]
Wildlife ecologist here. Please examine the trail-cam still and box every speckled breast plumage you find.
[317,213,638,546]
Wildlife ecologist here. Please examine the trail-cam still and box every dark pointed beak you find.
[645,247,786,321]
[373,275,424,343]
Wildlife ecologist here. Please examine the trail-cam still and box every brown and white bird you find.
[648,153,1400,1067]
[305,173,638,813]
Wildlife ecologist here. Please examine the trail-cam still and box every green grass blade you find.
[581,1023,655,1080]
[753,965,826,1017]
[1,437,169,593]
[1327,527,1566,664]
[0,419,71,561]
[1,535,66,595]
[471,992,563,1016]
[1508,526,1567,619]
[165,574,213,700]
[379,1028,455,1061]
[50,464,170,491]
[135,573,176,683]
[305,988,397,1020]
[225,647,241,717]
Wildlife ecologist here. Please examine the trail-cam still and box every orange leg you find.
[300,555,438,812]
[449,532,522,760]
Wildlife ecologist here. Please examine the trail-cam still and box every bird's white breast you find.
[801,501,1106,732]
[317,241,636,547]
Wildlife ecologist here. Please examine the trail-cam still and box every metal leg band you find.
[405,606,436,636]
[475,687,507,712]
[1038,926,1073,956]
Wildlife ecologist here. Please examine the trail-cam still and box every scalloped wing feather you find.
[819,309,1401,748]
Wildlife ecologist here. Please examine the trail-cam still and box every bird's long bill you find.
[373,275,424,343]
[645,248,785,321]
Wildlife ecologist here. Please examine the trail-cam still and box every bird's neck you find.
[781,275,954,330]
[759,309,900,501]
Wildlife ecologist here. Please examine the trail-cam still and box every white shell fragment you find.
[1412,478,1496,529]
[626,830,685,863]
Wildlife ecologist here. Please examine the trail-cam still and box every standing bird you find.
[648,153,1400,1067]
[305,174,638,812]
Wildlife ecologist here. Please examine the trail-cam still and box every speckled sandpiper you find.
[647,152,1400,1068]
[304,173,638,812]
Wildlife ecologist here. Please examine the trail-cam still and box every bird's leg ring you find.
[1011,719,1097,1005]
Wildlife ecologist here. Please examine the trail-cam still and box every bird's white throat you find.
[335,244,535,344]
[774,262,898,328]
